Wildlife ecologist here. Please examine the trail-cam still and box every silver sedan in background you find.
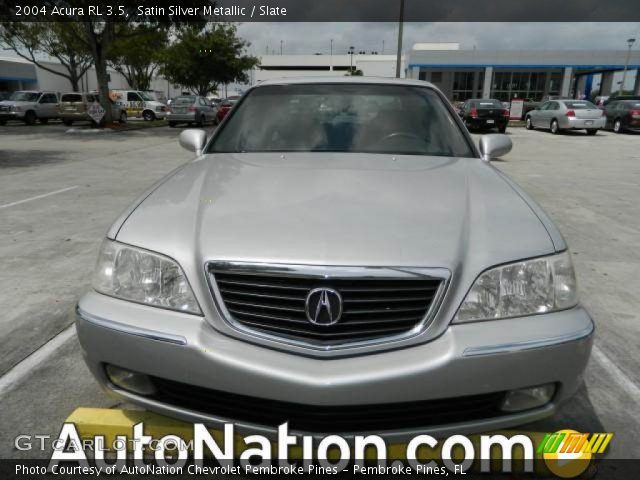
[167,95,218,127]
[525,99,605,135]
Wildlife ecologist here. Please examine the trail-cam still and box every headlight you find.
[155,106,165,112]
[10,105,22,112]
[454,251,577,323]
[92,240,202,315]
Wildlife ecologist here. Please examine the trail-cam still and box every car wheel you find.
[119,111,127,124]
[196,115,205,127]
[169,121,177,128]
[39,118,49,124]
[498,126,507,133]
[586,129,598,136]
[0,119,7,126]
[24,111,36,125]
[613,119,623,133]
[525,116,534,130]
[143,110,155,121]
[550,119,560,134]
[62,120,73,126]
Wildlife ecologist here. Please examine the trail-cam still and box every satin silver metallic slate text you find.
[76,77,593,440]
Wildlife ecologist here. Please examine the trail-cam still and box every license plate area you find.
[486,119,495,124]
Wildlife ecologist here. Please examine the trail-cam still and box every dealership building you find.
[4,43,640,102]
[255,43,640,101]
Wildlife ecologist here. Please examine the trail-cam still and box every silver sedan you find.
[525,99,605,135]
[167,95,218,127]
[76,77,593,440]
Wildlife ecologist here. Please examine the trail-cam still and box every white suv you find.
[0,91,60,125]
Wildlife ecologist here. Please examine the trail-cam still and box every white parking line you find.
[0,325,76,398]
[592,346,640,400]
[0,186,78,210]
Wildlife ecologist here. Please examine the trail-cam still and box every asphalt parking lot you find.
[0,122,639,459]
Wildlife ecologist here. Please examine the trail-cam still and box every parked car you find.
[59,92,127,126]
[603,99,640,133]
[0,90,59,125]
[76,77,592,439]
[602,94,640,107]
[167,95,218,127]
[458,98,509,133]
[109,89,167,121]
[215,96,241,123]
[525,99,604,135]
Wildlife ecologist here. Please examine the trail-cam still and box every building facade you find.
[406,49,640,101]
[0,56,183,99]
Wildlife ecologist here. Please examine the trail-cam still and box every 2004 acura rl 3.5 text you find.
[76,77,593,441]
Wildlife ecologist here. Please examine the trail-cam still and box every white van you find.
[109,90,167,121]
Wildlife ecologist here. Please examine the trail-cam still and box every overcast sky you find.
[238,22,640,55]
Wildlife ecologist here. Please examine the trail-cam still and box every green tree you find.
[21,1,212,123]
[160,24,259,97]
[0,22,93,91]
[107,25,169,91]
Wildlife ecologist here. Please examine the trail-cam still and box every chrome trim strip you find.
[75,306,187,346]
[205,261,451,352]
[462,323,594,357]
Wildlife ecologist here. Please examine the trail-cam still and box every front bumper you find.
[0,111,24,120]
[76,290,593,441]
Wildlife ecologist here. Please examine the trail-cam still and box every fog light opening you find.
[501,384,556,412]
[105,364,156,396]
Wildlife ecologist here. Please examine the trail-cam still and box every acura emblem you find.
[305,288,343,326]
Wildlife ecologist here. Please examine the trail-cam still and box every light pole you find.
[280,40,283,55]
[621,37,636,93]
[330,38,333,71]
[348,46,355,73]
[395,0,405,78]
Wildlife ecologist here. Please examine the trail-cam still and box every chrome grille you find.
[208,263,446,347]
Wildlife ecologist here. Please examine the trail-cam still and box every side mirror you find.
[179,129,207,156]
[478,134,512,161]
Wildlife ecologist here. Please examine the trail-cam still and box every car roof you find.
[255,76,436,89]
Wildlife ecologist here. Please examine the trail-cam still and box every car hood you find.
[116,153,556,276]
[0,100,33,107]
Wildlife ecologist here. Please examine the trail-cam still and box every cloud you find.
[238,22,640,55]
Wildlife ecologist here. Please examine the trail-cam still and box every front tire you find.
[119,111,127,124]
[169,121,177,128]
[62,119,73,126]
[142,110,155,121]
[613,119,623,134]
[498,125,507,133]
[24,111,36,125]
[39,118,49,124]
[525,116,534,130]
[586,129,598,136]
[550,119,560,134]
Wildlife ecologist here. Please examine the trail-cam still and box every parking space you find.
[0,125,639,458]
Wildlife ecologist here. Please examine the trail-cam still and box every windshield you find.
[10,92,39,102]
[140,92,155,101]
[209,84,474,157]
[564,101,597,109]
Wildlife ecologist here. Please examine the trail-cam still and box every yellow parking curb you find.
[66,407,550,463]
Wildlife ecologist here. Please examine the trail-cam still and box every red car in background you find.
[216,96,241,123]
